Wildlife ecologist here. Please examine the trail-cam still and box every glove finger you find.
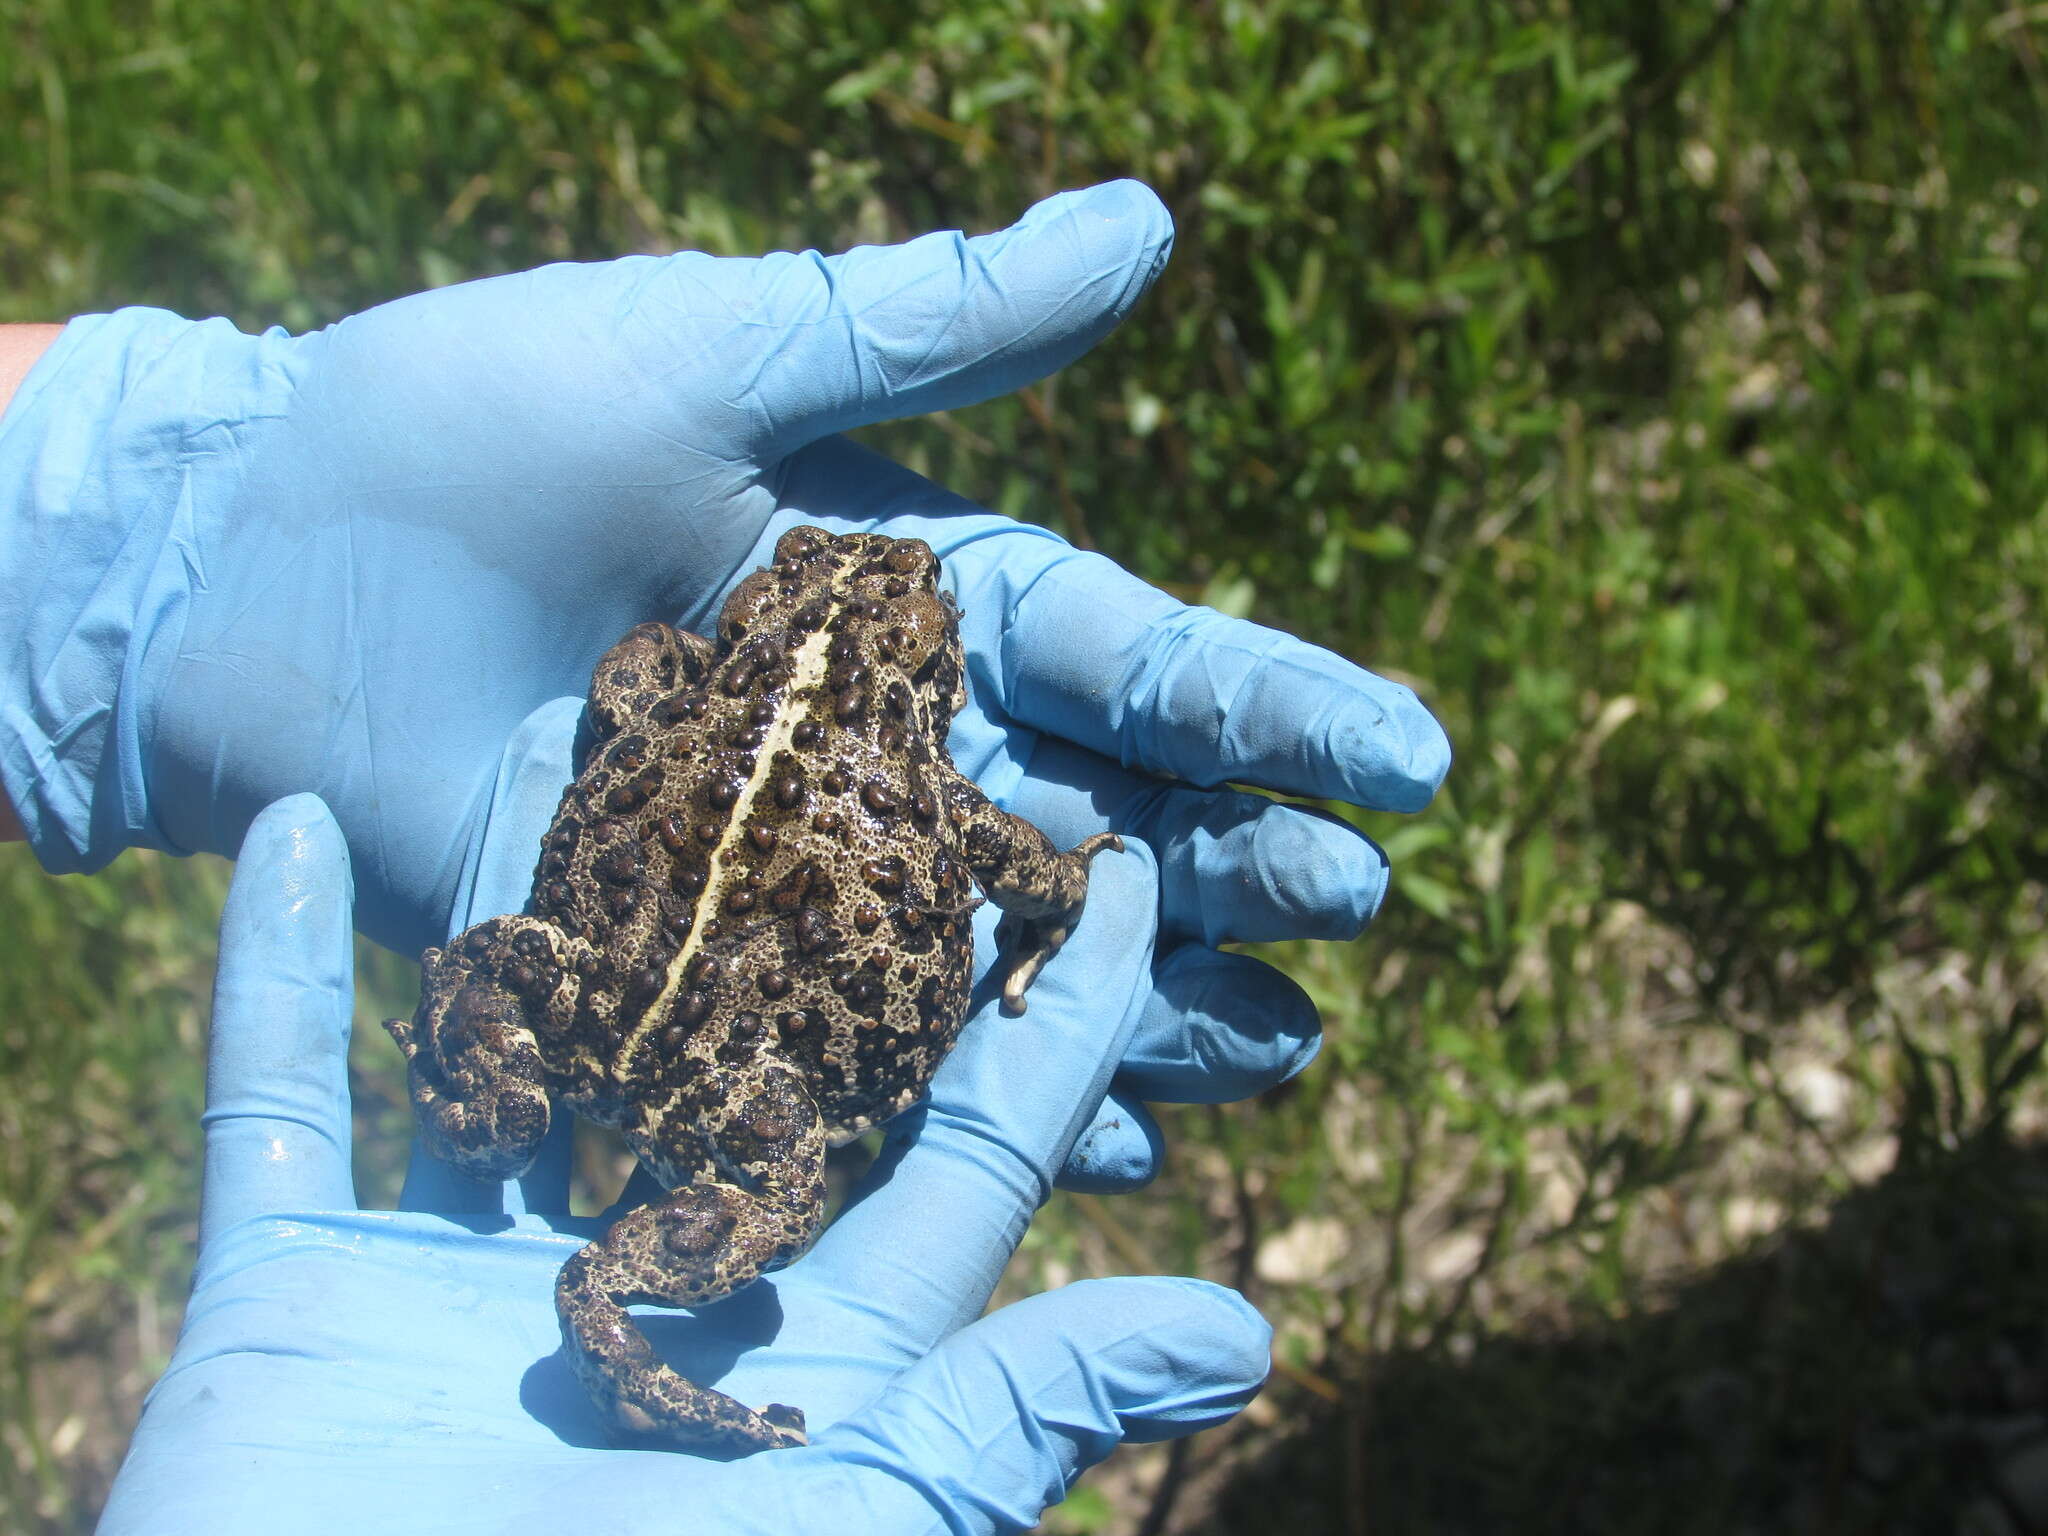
[1054,945,1323,1192]
[819,1278,1270,1533]
[760,443,1450,813]
[967,538,1449,814]
[727,180,1171,459]
[803,845,1160,1336]
[1004,735,1391,947]
[1125,782,1391,943]
[1119,942,1322,1105]
[200,794,359,1245]
[1002,744,1344,1104]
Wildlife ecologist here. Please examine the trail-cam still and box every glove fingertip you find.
[1056,1091,1165,1192]
[1025,179,1175,306]
[1084,1276,1273,1440]
[239,791,350,884]
[1335,683,1453,812]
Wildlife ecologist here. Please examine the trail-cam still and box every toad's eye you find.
[887,591,953,671]
[718,572,781,644]
[772,524,835,567]
[882,538,939,582]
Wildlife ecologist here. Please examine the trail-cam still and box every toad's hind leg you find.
[383,914,587,1182]
[555,1066,826,1455]
[943,777,1123,1015]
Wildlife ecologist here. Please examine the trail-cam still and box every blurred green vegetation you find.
[2,0,2044,1530]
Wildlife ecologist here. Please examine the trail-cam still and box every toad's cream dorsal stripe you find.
[616,624,838,1080]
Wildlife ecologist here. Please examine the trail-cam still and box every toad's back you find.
[387,524,1120,1455]
[523,527,979,1138]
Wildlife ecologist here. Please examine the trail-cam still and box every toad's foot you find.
[942,775,1124,1015]
[991,831,1125,1016]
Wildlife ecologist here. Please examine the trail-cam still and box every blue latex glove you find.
[0,180,1449,1184]
[100,796,1271,1534]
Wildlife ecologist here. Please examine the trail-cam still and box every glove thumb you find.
[732,180,1172,458]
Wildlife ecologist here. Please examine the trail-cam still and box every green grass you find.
[3,0,2045,1530]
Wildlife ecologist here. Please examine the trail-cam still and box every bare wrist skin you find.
[0,323,64,842]
[0,324,63,420]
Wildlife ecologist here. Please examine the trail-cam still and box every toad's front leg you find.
[584,620,716,742]
[943,775,1122,1015]
[556,1064,826,1455]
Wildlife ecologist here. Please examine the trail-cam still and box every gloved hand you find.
[0,180,1449,1186]
[99,795,1271,1535]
